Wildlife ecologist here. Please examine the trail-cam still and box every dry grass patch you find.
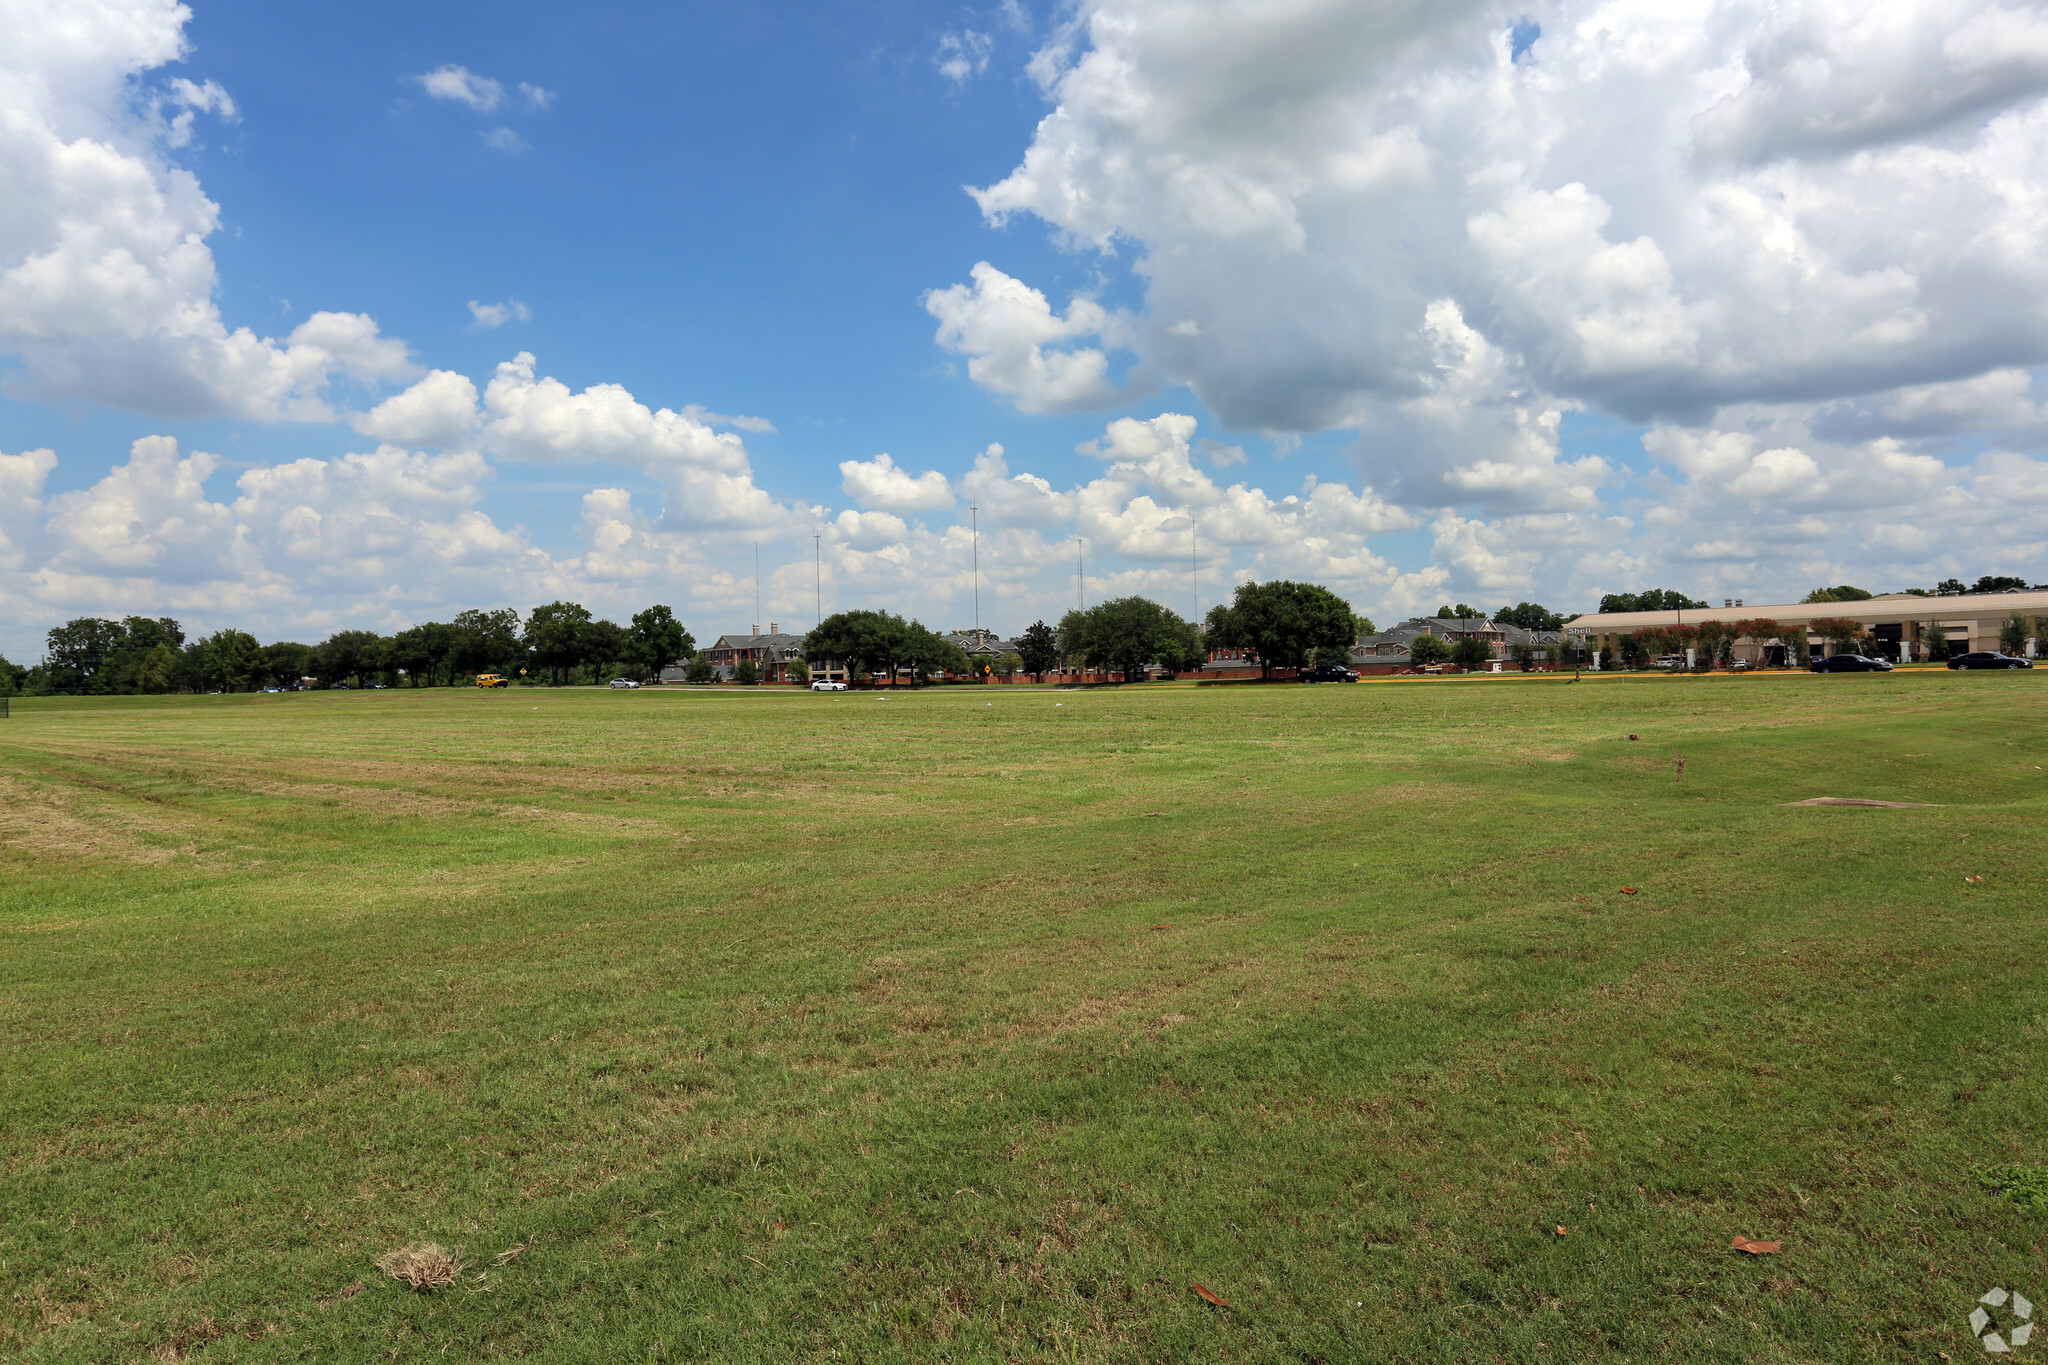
[0,772,191,865]
[373,1242,464,1291]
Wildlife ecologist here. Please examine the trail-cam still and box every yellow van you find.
[475,673,510,688]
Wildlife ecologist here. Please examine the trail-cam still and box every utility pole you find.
[970,502,979,635]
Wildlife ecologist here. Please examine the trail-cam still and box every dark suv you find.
[1298,664,1359,683]
[1947,651,2033,670]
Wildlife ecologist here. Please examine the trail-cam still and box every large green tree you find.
[1013,621,1060,681]
[1407,633,1451,667]
[581,618,626,683]
[625,605,694,681]
[98,617,186,693]
[897,622,970,684]
[1803,585,1873,604]
[806,610,912,682]
[1598,589,1709,613]
[389,623,458,686]
[314,630,386,688]
[203,629,263,692]
[1058,596,1198,683]
[1494,602,1565,631]
[451,608,523,678]
[1205,580,1357,678]
[259,642,314,690]
[525,602,595,685]
[44,617,125,692]
[1449,636,1491,670]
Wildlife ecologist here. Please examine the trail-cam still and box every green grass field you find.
[2,672,2044,1362]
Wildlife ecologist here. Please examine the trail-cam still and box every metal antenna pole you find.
[754,541,761,628]
[970,502,979,634]
[813,532,821,627]
[1076,536,1084,611]
[1191,510,1198,621]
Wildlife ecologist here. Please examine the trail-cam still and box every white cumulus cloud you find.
[417,65,505,112]
[0,0,411,420]
[944,0,2048,536]
[468,299,531,329]
[924,262,1143,414]
[839,453,954,512]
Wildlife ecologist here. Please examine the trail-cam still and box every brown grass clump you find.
[374,1243,463,1291]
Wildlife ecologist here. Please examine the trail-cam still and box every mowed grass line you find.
[1,675,2043,1362]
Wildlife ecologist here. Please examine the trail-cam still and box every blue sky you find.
[4,0,2047,658]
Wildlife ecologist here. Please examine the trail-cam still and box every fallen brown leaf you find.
[1555,1225,1568,1236]
[1192,1282,1230,1308]
[1730,1236,1781,1255]
[1620,888,1639,895]
[1151,924,1172,930]
[341,1283,364,1299]
[1965,875,1985,883]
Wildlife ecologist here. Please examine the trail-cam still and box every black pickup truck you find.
[1297,664,1359,683]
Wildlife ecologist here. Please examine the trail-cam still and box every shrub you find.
[734,657,760,685]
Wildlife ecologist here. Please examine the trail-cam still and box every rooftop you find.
[1565,588,2048,632]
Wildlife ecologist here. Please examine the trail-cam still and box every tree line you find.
[0,604,696,696]
[800,580,1373,685]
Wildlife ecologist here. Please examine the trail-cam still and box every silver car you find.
[811,679,849,691]
[607,678,640,689]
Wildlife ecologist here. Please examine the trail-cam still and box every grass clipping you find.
[375,1243,464,1292]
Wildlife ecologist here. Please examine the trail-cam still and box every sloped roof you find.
[710,632,806,651]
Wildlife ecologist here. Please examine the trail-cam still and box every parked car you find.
[608,677,640,689]
[1810,654,1893,673]
[1297,664,1359,683]
[1947,651,2033,670]
[1653,655,1686,669]
[811,679,849,692]
[368,682,387,689]
[474,673,509,689]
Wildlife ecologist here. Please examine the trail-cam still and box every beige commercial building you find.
[1564,589,2047,664]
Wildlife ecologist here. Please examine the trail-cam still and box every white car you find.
[607,678,640,689]
[811,679,849,691]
